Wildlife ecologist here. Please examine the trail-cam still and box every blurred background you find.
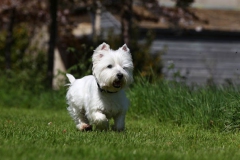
[0,0,240,90]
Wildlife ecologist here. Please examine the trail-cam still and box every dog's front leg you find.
[113,114,125,131]
[92,112,109,131]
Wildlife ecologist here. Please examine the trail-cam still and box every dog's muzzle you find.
[113,73,124,88]
[113,80,122,88]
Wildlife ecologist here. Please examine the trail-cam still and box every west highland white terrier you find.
[66,42,134,131]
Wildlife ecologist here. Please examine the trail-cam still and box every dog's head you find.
[92,42,134,93]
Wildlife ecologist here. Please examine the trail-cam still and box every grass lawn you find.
[1,79,240,160]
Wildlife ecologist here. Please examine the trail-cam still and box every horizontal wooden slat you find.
[152,40,240,85]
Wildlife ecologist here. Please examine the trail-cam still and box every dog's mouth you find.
[113,80,122,88]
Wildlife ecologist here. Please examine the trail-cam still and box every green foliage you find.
[0,23,29,69]
[66,44,93,78]
[0,74,66,109]
[0,23,48,90]
[128,77,240,132]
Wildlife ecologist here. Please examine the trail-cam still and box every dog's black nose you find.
[117,73,123,80]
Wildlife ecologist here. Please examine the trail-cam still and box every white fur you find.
[66,43,134,131]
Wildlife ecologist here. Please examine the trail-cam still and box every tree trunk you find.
[47,0,58,88]
[5,7,16,71]
[121,0,132,46]
[90,1,101,43]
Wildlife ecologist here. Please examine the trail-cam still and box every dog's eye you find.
[123,67,128,70]
[107,64,113,69]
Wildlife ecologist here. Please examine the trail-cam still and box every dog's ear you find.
[93,42,110,62]
[93,42,110,58]
[95,42,110,52]
[119,44,130,53]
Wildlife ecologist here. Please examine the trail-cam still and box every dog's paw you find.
[111,125,125,132]
[76,123,92,131]
[92,112,109,130]
[95,120,109,131]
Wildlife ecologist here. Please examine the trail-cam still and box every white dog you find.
[66,42,134,131]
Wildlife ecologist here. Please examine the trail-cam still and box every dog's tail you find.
[66,74,75,85]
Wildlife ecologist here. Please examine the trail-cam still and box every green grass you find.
[1,78,240,160]
[129,79,240,132]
